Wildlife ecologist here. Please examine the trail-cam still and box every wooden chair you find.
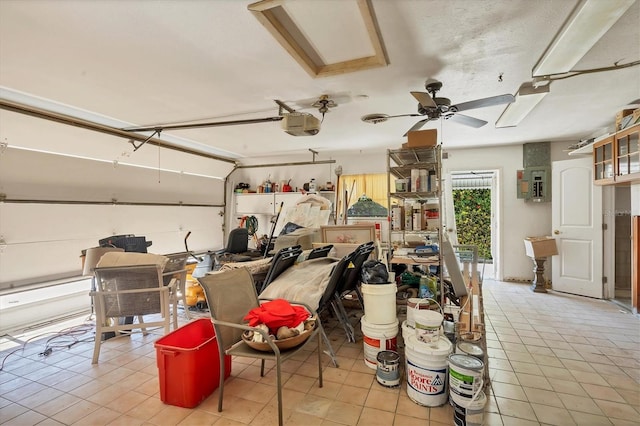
[198,268,324,426]
[91,264,174,364]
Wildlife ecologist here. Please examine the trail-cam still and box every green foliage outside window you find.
[453,188,492,260]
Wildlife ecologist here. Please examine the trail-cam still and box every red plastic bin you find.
[155,318,231,408]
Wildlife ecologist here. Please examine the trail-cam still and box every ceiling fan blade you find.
[447,113,487,128]
[451,94,515,112]
[388,113,423,119]
[403,118,431,136]
[410,91,437,108]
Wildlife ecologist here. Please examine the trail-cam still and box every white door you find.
[552,157,603,298]
[442,174,459,245]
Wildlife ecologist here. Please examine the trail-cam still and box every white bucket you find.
[414,309,443,346]
[361,283,397,325]
[406,298,434,328]
[376,350,401,387]
[448,354,484,401]
[451,390,486,426]
[456,341,484,361]
[401,320,412,342]
[361,316,398,370]
[405,334,452,407]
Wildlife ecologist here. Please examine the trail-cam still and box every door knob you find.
[553,230,560,235]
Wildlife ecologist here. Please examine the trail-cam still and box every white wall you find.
[443,143,571,281]
[226,150,387,243]
[233,144,574,281]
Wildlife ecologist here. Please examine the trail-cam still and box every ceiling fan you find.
[123,95,339,150]
[361,79,515,136]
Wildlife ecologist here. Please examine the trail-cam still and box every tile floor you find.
[1,279,639,425]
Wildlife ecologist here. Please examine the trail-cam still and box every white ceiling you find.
[1,0,639,162]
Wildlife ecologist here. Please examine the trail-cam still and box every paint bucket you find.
[414,309,443,346]
[406,298,434,328]
[376,350,401,387]
[401,320,412,342]
[361,283,397,325]
[405,334,453,407]
[395,178,408,192]
[456,341,484,361]
[451,390,486,426]
[361,316,398,370]
[448,354,484,401]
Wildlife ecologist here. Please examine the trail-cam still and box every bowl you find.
[242,317,316,352]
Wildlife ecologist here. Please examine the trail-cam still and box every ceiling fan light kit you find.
[495,83,550,128]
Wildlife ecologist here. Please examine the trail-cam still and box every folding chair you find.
[198,268,325,426]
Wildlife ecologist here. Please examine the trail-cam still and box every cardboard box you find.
[390,205,404,230]
[616,109,636,131]
[406,129,437,148]
[524,237,558,258]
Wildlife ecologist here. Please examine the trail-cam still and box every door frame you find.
[603,186,615,300]
[551,157,603,298]
[633,216,640,314]
[443,168,502,281]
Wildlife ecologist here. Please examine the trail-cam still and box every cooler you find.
[154,318,231,408]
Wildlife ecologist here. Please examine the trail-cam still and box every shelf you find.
[390,191,439,200]
[390,229,439,234]
[389,255,439,265]
[567,132,611,156]
[234,191,334,195]
[388,147,439,166]
[386,145,443,285]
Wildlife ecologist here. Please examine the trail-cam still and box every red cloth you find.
[244,299,309,333]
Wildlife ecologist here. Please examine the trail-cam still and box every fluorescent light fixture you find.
[495,83,550,128]
[533,0,635,76]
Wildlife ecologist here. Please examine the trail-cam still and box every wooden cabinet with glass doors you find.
[615,124,640,183]
[593,124,640,185]
[593,135,615,185]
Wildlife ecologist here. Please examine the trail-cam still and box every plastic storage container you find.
[155,319,231,408]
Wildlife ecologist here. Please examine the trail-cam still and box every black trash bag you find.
[361,260,389,284]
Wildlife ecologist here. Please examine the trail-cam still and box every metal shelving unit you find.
[387,146,442,253]
[387,145,443,304]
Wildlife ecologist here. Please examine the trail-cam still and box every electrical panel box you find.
[517,167,550,203]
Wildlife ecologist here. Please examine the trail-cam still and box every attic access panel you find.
[248,0,388,78]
